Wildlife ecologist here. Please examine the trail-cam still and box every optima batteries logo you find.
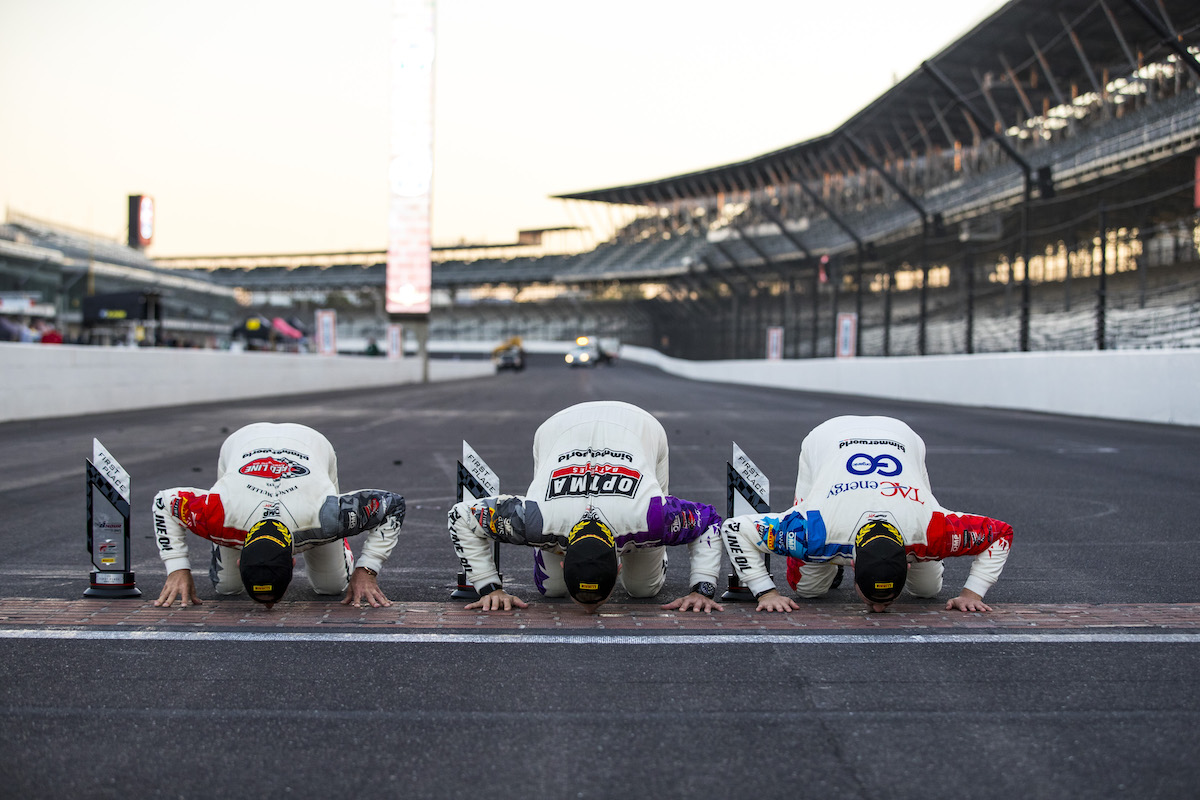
[239,457,311,480]
[547,463,642,499]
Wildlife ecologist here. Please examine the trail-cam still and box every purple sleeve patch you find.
[645,495,722,546]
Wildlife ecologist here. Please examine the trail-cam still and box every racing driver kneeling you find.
[152,422,406,609]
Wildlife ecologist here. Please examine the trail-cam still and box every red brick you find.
[1,598,1198,632]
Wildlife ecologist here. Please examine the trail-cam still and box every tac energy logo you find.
[239,457,311,480]
[547,463,642,500]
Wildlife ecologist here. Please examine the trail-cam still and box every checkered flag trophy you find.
[84,439,141,598]
[722,442,770,601]
[451,441,502,599]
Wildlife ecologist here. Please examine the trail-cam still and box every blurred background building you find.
[3,0,1198,357]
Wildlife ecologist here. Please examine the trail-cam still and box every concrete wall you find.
[619,346,1200,427]
[4,341,1197,426]
[0,343,494,423]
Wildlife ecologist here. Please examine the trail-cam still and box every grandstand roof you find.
[555,0,1200,205]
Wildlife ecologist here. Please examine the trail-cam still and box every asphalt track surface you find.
[2,354,1199,799]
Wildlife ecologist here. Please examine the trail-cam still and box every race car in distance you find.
[495,346,525,371]
[564,342,599,367]
[564,336,616,368]
[492,336,526,372]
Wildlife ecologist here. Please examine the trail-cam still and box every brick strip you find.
[0,598,1197,632]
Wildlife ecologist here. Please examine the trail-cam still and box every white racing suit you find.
[448,401,724,598]
[722,415,1013,600]
[152,423,405,596]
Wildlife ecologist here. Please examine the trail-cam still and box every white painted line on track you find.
[1,629,1199,644]
[5,707,1197,722]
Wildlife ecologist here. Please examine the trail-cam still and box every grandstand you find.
[5,0,1199,358]
[0,212,239,345]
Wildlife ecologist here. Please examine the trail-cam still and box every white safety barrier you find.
[618,345,1200,427]
[0,342,494,423]
[3,341,1197,426]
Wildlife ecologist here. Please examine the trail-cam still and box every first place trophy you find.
[450,440,501,600]
[84,438,141,598]
[721,442,771,601]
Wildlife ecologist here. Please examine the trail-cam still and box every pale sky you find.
[0,0,1007,257]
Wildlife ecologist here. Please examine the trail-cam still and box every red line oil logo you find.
[239,457,311,480]
[547,462,642,500]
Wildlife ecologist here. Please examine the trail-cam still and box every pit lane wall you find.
[0,342,494,423]
[618,346,1200,427]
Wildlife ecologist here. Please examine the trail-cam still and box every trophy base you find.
[84,571,142,598]
[450,571,503,600]
[720,573,755,602]
[450,571,478,600]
